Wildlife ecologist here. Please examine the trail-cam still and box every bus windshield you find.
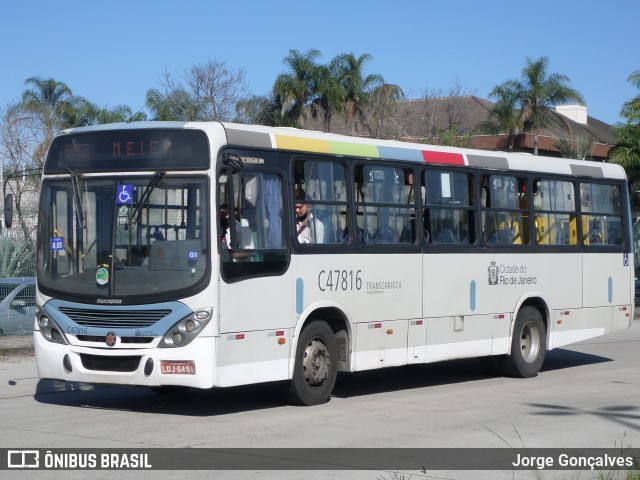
[37,175,208,301]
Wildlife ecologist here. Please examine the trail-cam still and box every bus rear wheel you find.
[504,306,546,378]
[286,321,337,406]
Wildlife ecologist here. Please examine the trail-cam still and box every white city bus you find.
[27,121,634,405]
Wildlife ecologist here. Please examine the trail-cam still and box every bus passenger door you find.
[216,170,294,387]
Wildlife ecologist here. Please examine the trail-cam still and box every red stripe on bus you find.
[422,150,465,165]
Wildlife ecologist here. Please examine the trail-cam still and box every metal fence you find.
[0,210,37,336]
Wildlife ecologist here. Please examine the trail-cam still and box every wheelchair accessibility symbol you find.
[117,184,133,205]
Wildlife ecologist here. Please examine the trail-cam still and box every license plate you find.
[160,360,196,375]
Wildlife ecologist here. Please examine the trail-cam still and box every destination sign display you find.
[44,129,210,174]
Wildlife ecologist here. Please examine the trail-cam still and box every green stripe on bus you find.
[329,141,380,158]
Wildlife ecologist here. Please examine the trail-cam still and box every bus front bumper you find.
[34,331,216,389]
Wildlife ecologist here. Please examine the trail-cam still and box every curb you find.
[0,335,35,357]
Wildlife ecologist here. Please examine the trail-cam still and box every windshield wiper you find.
[68,169,86,229]
[129,172,165,224]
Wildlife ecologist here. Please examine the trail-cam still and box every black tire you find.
[286,321,337,406]
[504,306,546,378]
[478,355,506,376]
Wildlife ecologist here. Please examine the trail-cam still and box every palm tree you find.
[146,88,202,121]
[484,84,524,151]
[21,77,75,163]
[82,104,147,124]
[494,57,584,155]
[274,49,321,127]
[609,70,640,202]
[620,70,640,121]
[310,62,345,132]
[333,53,384,134]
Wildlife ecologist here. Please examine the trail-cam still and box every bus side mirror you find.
[4,193,14,229]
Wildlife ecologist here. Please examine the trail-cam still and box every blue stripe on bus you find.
[470,280,477,311]
[296,277,304,314]
[377,146,424,162]
[608,277,613,304]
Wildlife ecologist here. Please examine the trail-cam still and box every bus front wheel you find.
[504,306,546,378]
[286,321,338,406]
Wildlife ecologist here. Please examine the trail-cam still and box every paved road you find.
[1,322,639,480]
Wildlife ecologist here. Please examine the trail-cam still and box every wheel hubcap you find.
[520,320,541,363]
[302,338,330,386]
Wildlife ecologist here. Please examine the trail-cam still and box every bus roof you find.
[221,122,626,181]
[57,121,626,181]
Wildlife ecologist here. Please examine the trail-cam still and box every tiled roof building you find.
[304,96,615,161]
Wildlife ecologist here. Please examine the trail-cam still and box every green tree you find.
[146,88,202,121]
[482,84,524,151]
[493,57,584,155]
[609,70,640,202]
[62,100,146,126]
[553,134,594,160]
[235,93,295,126]
[21,77,76,164]
[274,49,322,127]
[310,61,345,132]
[333,52,384,135]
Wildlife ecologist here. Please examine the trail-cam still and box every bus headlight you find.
[37,313,68,345]
[159,308,213,348]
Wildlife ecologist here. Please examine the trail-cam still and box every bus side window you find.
[533,179,577,246]
[293,158,349,245]
[580,182,623,247]
[481,174,529,246]
[424,170,474,245]
[355,165,416,245]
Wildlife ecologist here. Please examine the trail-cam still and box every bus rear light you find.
[277,338,286,345]
[236,334,245,340]
[386,329,394,335]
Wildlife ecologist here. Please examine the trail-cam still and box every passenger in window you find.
[295,192,324,244]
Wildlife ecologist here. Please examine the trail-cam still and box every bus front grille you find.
[76,335,154,344]
[80,354,142,372]
[59,308,171,328]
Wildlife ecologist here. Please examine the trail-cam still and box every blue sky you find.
[1,0,638,125]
